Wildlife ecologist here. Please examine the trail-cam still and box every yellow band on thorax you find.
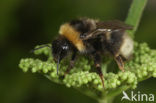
[59,23,86,52]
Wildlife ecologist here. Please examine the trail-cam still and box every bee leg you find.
[93,53,105,88]
[114,55,125,72]
[64,52,77,76]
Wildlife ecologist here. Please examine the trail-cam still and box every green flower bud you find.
[18,42,156,92]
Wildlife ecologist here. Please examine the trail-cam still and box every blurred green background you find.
[0,0,156,103]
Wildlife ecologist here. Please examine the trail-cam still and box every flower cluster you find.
[19,42,156,92]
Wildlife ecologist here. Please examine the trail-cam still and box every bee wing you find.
[80,20,132,40]
[96,20,133,30]
[80,29,108,40]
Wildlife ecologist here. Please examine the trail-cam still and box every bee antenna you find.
[57,56,60,75]
[30,44,51,53]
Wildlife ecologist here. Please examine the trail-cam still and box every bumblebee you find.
[51,18,133,87]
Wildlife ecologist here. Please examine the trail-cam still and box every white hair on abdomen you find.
[120,33,133,59]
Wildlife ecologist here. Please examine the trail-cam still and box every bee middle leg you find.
[64,52,77,76]
[92,53,105,88]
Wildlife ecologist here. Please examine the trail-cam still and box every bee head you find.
[52,36,71,74]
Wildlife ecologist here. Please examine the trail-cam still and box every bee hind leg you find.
[96,64,105,88]
[93,53,105,88]
[114,55,125,72]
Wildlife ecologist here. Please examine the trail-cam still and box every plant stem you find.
[125,0,147,38]
[98,97,114,103]
[105,85,129,99]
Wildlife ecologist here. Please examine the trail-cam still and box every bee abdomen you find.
[119,33,133,59]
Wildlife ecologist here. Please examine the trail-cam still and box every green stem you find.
[125,0,147,38]
[105,85,129,99]
[75,88,99,100]
[98,86,129,103]
[98,97,114,103]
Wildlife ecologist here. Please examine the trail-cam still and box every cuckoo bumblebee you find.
[45,18,133,87]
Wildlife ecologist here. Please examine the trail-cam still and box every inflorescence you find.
[19,42,156,91]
